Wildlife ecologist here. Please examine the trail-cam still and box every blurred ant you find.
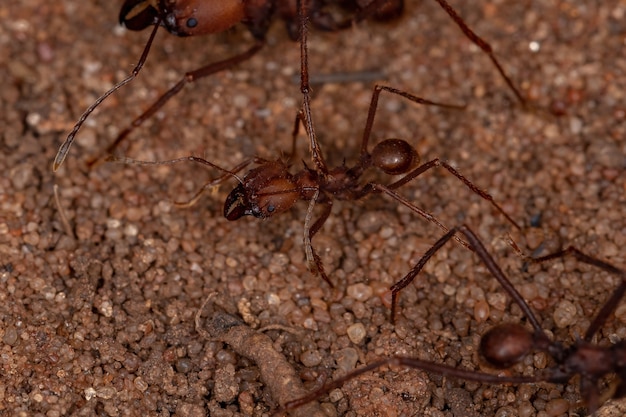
[54,0,526,170]
[278,224,626,416]
[110,0,520,291]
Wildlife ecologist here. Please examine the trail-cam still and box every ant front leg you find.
[303,192,334,286]
[298,5,330,177]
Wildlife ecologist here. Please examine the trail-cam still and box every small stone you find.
[334,348,359,373]
[346,322,366,344]
[300,349,323,367]
[346,283,373,302]
[553,300,577,328]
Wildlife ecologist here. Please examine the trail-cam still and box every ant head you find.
[224,163,299,221]
[371,139,419,175]
[120,0,246,36]
[480,323,534,369]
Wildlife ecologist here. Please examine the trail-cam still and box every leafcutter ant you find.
[278,225,626,416]
[110,0,521,302]
[54,0,526,170]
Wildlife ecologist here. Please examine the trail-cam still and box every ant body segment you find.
[54,0,526,170]
[279,225,626,416]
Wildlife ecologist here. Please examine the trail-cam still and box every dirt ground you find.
[1,1,625,416]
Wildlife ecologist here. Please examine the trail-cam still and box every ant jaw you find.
[224,184,252,221]
[120,0,160,30]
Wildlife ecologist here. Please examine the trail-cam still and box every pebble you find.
[346,283,373,302]
[553,299,577,328]
[346,323,366,344]
[334,347,358,373]
[300,349,323,367]
[545,398,569,416]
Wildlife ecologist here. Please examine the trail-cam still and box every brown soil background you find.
[2,1,625,416]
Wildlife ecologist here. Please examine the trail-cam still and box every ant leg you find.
[53,21,162,171]
[360,85,465,157]
[432,0,526,105]
[303,188,320,275]
[280,353,537,414]
[369,183,472,251]
[387,157,521,230]
[288,110,304,162]
[456,225,542,332]
[388,226,461,320]
[303,193,333,286]
[87,41,264,166]
[387,224,544,330]
[298,0,329,176]
[527,247,626,341]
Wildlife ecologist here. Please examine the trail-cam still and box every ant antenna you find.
[106,155,252,207]
[53,20,162,172]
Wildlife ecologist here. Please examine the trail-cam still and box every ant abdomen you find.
[120,0,246,36]
[480,323,534,369]
[371,139,419,175]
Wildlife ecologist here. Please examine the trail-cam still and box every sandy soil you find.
[1,1,625,416]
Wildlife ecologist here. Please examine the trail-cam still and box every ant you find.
[110,0,521,298]
[53,0,526,171]
[278,225,626,416]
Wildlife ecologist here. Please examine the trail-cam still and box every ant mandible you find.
[54,0,526,171]
[279,225,626,416]
[111,0,521,299]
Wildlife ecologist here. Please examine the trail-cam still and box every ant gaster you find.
[279,225,626,416]
[111,0,521,310]
[54,0,526,170]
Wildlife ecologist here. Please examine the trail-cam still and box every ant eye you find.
[267,205,275,213]
[186,17,198,28]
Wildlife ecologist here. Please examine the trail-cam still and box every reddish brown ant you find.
[54,0,526,171]
[110,0,521,291]
[278,225,626,416]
